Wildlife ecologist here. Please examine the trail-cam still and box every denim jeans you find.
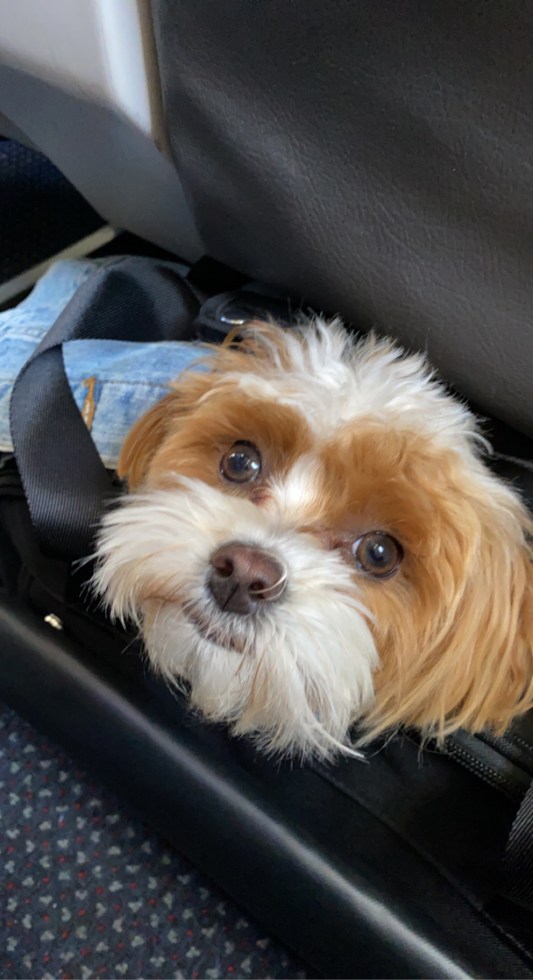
[0,259,207,468]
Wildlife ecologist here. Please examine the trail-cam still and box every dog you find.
[93,318,533,760]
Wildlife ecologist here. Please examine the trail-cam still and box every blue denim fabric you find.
[0,260,209,468]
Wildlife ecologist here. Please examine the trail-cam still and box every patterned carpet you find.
[0,703,315,980]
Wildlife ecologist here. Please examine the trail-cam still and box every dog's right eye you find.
[220,442,262,483]
[353,532,403,578]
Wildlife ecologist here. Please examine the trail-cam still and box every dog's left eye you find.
[353,532,403,578]
[220,442,262,483]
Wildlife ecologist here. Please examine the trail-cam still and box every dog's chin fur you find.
[94,317,533,761]
[94,479,377,760]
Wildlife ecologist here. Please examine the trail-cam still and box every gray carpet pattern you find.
[0,703,313,980]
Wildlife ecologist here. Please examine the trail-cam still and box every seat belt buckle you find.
[193,290,295,344]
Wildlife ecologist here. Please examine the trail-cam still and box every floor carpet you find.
[0,702,314,980]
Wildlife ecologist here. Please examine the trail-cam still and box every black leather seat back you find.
[152,0,533,438]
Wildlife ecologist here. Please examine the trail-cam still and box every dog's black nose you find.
[208,543,287,615]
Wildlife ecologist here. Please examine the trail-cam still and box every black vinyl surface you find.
[152,0,533,439]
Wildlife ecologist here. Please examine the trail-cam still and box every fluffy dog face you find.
[94,319,533,759]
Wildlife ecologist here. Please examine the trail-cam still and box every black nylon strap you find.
[10,257,200,561]
[504,779,533,910]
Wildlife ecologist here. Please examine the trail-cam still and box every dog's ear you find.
[118,319,290,490]
[421,524,533,740]
[117,391,183,490]
[118,367,219,489]
[450,515,533,737]
[367,476,533,743]
[118,320,288,490]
